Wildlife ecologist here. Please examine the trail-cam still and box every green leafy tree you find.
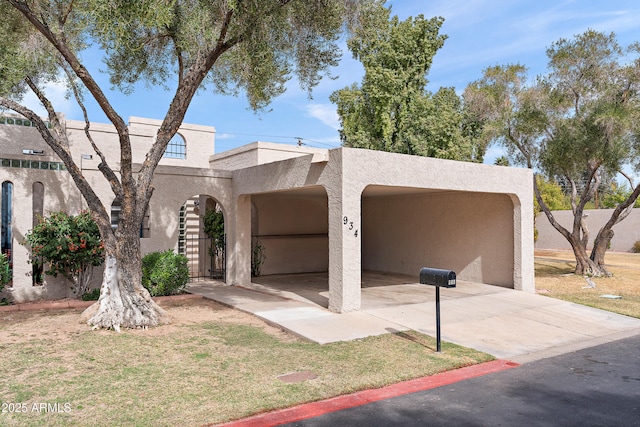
[202,207,225,277]
[494,156,510,167]
[202,208,225,254]
[534,176,571,214]
[601,183,640,208]
[465,30,640,276]
[330,5,482,161]
[0,0,371,329]
[24,211,105,297]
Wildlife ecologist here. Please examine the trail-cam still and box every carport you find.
[247,184,517,310]
[361,185,515,288]
[225,145,534,314]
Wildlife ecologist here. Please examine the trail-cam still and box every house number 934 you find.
[343,216,358,237]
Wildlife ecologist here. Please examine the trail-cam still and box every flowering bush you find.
[24,211,105,296]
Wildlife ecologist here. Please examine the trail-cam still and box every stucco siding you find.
[140,166,233,256]
[210,141,327,171]
[362,191,515,287]
[252,190,329,275]
[0,166,87,301]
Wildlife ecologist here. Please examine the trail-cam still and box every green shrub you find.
[81,288,101,301]
[142,250,189,296]
[632,240,640,254]
[0,252,10,289]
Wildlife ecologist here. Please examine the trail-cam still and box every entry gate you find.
[184,235,226,282]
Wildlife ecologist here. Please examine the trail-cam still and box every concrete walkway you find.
[187,273,640,363]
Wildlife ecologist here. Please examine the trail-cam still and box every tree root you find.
[80,255,170,331]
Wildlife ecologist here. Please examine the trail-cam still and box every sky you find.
[24,0,640,165]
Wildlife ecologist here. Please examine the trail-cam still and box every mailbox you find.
[420,268,456,288]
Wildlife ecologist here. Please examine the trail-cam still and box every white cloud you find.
[305,104,340,130]
[215,132,235,140]
[21,79,77,118]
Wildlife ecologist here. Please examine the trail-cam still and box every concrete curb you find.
[0,293,203,313]
[212,359,519,427]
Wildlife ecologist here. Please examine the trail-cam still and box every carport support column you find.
[510,193,535,293]
[229,195,252,286]
[327,183,361,313]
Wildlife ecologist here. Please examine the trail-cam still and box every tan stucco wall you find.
[362,191,515,287]
[139,165,233,255]
[252,190,329,275]
[1,114,220,302]
[342,149,535,292]
[210,141,328,171]
[535,208,640,252]
[66,116,216,170]
[0,165,85,301]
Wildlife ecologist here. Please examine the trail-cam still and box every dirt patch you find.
[0,298,296,344]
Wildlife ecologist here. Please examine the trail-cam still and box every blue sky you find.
[26,0,640,164]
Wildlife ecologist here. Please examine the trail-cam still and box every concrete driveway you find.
[188,272,640,362]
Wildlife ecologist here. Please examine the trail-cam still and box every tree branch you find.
[135,7,241,201]
[0,94,110,229]
[619,169,635,188]
[8,0,134,193]
[534,174,572,242]
[61,64,123,200]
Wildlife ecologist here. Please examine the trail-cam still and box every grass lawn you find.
[1,249,637,426]
[535,249,640,319]
[0,299,493,427]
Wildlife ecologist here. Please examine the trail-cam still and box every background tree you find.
[465,30,640,276]
[330,6,483,161]
[494,156,510,167]
[24,211,105,297]
[202,206,225,277]
[601,182,640,208]
[0,0,371,330]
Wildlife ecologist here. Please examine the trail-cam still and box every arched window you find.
[178,204,186,255]
[110,199,121,231]
[1,181,13,266]
[32,182,44,285]
[32,182,44,225]
[140,206,150,238]
[163,134,186,159]
[111,199,150,238]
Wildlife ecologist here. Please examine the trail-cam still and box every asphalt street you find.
[281,334,640,427]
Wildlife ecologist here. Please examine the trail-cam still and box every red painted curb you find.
[212,359,519,427]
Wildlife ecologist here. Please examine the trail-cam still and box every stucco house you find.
[0,113,534,312]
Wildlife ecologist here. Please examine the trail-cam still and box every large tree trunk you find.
[590,228,613,277]
[534,174,609,277]
[589,182,640,276]
[81,235,168,331]
[570,237,604,277]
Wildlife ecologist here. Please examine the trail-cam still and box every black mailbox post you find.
[420,268,456,352]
